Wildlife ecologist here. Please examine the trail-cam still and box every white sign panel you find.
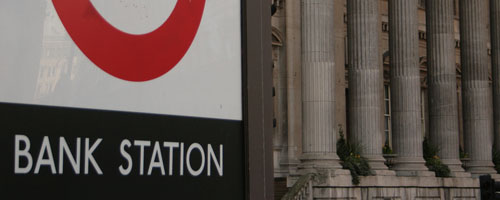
[0,0,242,120]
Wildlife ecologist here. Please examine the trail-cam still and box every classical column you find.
[491,0,500,153]
[389,0,432,176]
[300,0,341,170]
[334,0,347,138]
[460,0,496,176]
[285,0,302,173]
[425,0,467,176]
[347,0,389,172]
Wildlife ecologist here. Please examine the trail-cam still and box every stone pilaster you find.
[491,0,500,153]
[300,0,341,170]
[460,0,497,176]
[388,0,432,176]
[425,0,467,176]
[347,0,389,172]
[285,0,302,174]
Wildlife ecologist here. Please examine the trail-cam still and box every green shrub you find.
[459,146,469,159]
[337,131,372,185]
[425,155,451,177]
[337,131,350,161]
[492,149,500,173]
[422,137,451,177]
[382,141,393,155]
[423,137,439,160]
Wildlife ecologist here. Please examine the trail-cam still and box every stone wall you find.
[289,175,480,200]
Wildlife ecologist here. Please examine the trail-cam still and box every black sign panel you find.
[0,103,244,199]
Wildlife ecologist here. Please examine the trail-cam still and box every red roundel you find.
[52,0,206,82]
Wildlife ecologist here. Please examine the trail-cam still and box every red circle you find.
[52,0,206,82]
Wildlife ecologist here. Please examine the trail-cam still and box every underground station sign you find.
[0,0,245,199]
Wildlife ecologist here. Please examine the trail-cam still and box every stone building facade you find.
[272,0,500,199]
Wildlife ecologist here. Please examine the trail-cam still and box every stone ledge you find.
[371,169,396,176]
[312,187,480,200]
[450,171,471,178]
[315,175,480,188]
[395,170,435,177]
[287,171,483,189]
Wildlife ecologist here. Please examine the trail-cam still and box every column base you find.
[466,160,497,176]
[297,168,351,176]
[282,158,301,175]
[363,155,395,176]
[298,153,342,174]
[441,158,465,171]
[364,155,390,170]
[287,169,351,187]
[436,159,470,177]
[392,157,434,177]
[299,152,343,170]
[490,174,500,182]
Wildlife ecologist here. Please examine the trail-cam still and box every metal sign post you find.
[242,0,274,200]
